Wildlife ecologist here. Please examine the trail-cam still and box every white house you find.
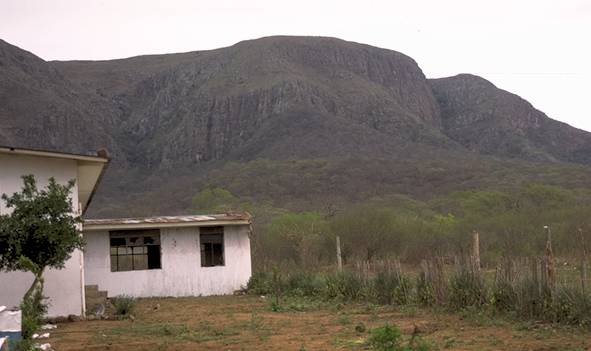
[0,146,109,317]
[0,146,253,317]
[82,214,252,299]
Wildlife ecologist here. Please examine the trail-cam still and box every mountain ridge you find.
[0,36,590,217]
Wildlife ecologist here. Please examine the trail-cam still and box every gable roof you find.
[0,146,109,215]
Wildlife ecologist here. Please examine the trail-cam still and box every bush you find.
[247,272,273,295]
[18,282,47,350]
[112,295,136,316]
[368,323,433,351]
[285,272,325,297]
[372,271,412,305]
[325,272,365,301]
[416,273,435,307]
[368,324,403,351]
[492,281,518,313]
[514,278,551,319]
[448,270,487,310]
[548,286,591,327]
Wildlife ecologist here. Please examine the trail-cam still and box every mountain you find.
[0,36,590,217]
[0,39,123,159]
[431,74,591,164]
[52,36,449,166]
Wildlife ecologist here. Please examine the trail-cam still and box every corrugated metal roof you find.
[84,212,251,230]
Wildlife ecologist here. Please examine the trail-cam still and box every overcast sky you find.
[1,0,590,132]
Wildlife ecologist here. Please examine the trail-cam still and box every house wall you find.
[83,225,252,297]
[0,154,84,317]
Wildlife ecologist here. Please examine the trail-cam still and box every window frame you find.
[109,229,162,272]
[200,226,225,267]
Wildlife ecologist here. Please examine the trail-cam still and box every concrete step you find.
[85,296,107,307]
[86,290,107,299]
[85,285,99,294]
[84,285,110,316]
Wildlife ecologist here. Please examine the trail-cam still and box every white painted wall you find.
[0,154,84,317]
[83,225,252,297]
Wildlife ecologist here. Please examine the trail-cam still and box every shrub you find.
[548,286,591,327]
[112,295,136,316]
[325,272,365,301]
[448,269,487,310]
[355,321,366,333]
[416,272,436,307]
[368,324,403,351]
[372,271,412,305]
[368,323,433,351]
[514,278,551,319]
[285,272,325,297]
[18,281,47,351]
[491,281,518,312]
[247,272,273,295]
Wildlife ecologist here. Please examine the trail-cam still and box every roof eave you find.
[80,158,110,217]
[0,146,110,164]
[83,219,251,231]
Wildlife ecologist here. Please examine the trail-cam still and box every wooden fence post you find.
[578,228,588,293]
[336,235,343,273]
[472,231,481,273]
[544,225,556,292]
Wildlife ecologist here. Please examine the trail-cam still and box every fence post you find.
[578,228,588,293]
[544,226,556,292]
[336,235,343,273]
[472,231,481,273]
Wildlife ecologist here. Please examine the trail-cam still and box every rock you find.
[67,314,81,322]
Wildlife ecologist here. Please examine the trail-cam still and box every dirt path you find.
[47,295,590,350]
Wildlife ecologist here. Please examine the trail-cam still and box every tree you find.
[330,206,401,262]
[191,186,246,213]
[0,175,83,346]
[264,212,328,268]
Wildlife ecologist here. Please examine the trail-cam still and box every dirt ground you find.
[47,295,590,351]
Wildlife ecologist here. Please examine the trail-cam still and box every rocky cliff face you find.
[0,39,122,159]
[53,36,446,168]
[1,36,590,216]
[431,74,591,164]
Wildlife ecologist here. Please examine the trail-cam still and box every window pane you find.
[110,255,118,272]
[110,237,126,246]
[143,236,154,245]
[133,254,148,270]
[109,229,161,271]
[201,233,223,244]
[213,243,224,266]
[147,245,161,269]
[201,243,212,267]
[118,255,133,271]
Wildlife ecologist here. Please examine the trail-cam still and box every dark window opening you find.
[200,226,224,267]
[110,229,161,272]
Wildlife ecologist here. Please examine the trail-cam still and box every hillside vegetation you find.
[1,36,590,218]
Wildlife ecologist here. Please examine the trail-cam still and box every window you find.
[110,229,161,272]
[200,226,224,267]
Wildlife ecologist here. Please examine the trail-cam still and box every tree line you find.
[192,183,591,270]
